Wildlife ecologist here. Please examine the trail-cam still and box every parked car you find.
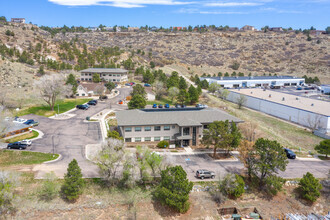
[76,104,89,110]
[196,104,208,108]
[152,104,157,108]
[284,148,296,159]
[20,139,32,146]
[24,119,39,126]
[13,117,27,123]
[165,104,170,108]
[144,83,151,87]
[158,104,163,108]
[175,104,181,108]
[181,105,186,108]
[125,83,131,86]
[196,169,215,180]
[88,100,97,105]
[296,87,302,90]
[7,142,27,150]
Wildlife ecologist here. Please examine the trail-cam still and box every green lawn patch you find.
[318,155,330,160]
[0,150,59,166]
[5,130,39,143]
[17,98,92,117]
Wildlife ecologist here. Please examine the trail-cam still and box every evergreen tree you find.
[188,85,199,104]
[177,89,188,105]
[61,159,85,202]
[92,73,101,83]
[128,95,146,109]
[315,139,330,158]
[299,172,322,202]
[66,73,78,94]
[178,76,188,90]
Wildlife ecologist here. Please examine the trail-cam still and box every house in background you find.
[76,83,106,97]
[128,27,139,32]
[11,18,25,23]
[228,27,239,31]
[270,27,283,32]
[240,25,256,31]
[310,30,326,36]
[80,68,128,83]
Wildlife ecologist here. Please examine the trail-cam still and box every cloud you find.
[177,8,249,14]
[48,0,195,8]
[204,2,263,7]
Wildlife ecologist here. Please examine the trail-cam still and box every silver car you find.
[20,139,32,146]
[196,169,215,180]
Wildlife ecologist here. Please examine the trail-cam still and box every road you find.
[22,87,131,178]
[169,154,330,181]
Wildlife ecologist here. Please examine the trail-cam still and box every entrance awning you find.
[176,135,192,140]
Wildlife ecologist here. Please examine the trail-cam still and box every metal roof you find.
[80,68,128,74]
[116,108,243,127]
[201,76,304,81]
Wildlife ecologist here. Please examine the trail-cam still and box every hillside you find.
[0,23,329,84]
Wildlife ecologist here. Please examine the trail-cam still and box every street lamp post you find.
[52,135,55,157]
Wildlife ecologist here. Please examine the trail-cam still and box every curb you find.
[43,154,62,164]
[296,156,322,161]
[29,128,44,141]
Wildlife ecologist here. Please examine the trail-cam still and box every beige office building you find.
[80,68,128,83]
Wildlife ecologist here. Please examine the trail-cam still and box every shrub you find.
[157,140,169,148]
[39,172,58,201]
[154,166,193,213]
[61,159,85,202]
[0,171,19,214]
[107,130,123,140]
[265,175,285,196]
[220,174,245,199]
[315,139,330,158]
[298,172,322,202]
[230,61,240,70]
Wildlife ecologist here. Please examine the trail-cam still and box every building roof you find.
[201,76,304,81]
[231,88,330,116]
[80,68,128,74]
[79,83,105,92]
[4,122,31,134]
[116,108,243,127]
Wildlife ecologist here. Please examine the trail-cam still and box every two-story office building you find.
[80,68,128,83]
[116,108,242,147]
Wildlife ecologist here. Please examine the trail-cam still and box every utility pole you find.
[52,135,55,157]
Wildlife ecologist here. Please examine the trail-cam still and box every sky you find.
[0,0,329,30]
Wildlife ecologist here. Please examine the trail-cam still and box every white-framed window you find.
[125,127,132,132]
[164,126,170,131]
[125,138,131,142]
[164,136,170,141]
[135,127,142,132]
[135,137,141,142]
[113,79,116,82]
[144,137,151,142]
[154,137,161,141]
[145,126,151,131]
[154,126,161,131]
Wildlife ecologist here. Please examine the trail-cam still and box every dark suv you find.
[284,148,296,159]
[76,104,89,110]
[88,100,97,105]
[196,169,215,180]
[7,142,28,150]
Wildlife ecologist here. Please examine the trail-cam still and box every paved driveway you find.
[22,87,131,178]
[169,154,330,182]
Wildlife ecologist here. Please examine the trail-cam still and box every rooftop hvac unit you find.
[269,94,272,98]
[296,97,299,100]
[311,103,314,106]
[282,97,285,101]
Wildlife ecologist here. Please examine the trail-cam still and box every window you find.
[183,127,190,135]
[109,74,112,77]
[154,126,161,131]
[124,127,132,132]
[164,136,170,141]
[145,126,151,131]
[81,73,84,76]
[203,125,208,129]
[144,137,151,142]
[113,79,116,82]
[135,137,141,142]
[125,138,131,142]
[117,79,120,82]
[164,126,170,131]
[154,137,160,141]
[117,74,120,77]
[103,74,106,76]
[172,125,175,129]
[135,127,142,132]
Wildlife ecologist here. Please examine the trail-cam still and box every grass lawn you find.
[5,130,39,143]
[205,94,323,152]
[0,150,59,166]
[17,98,92,117]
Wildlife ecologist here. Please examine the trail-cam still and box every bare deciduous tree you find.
[168,87,179,102]
[217,89,230,100]
[0,106,12,141]
[236,94,247,109]
[34,74,72,111]
[306,114,322,133]
[239,121,258,141]
[154,80,166,100]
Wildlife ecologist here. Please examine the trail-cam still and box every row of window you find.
[80,78,120,82]
[125,136,170,142]
[81,73,122,77]
[125,125,171,132]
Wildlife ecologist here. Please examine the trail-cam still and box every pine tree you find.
[61,159,85,202]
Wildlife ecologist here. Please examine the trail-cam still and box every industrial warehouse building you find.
[200,76,305,88]
[227,88,330,137]
[116,108,242,147]
[80,68,128,83]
